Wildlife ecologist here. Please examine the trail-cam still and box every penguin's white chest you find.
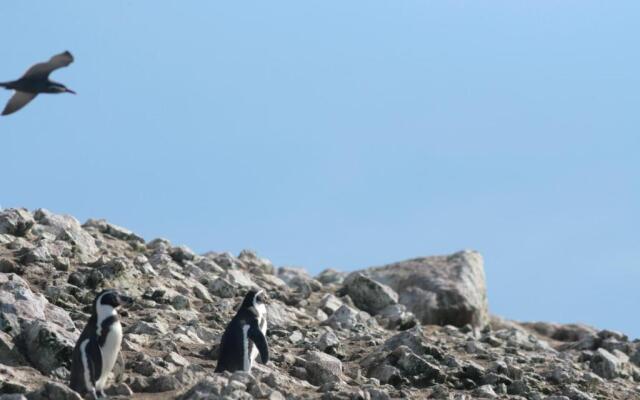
[100,321,122,382]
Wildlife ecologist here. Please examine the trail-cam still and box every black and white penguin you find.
[70,289,133,398]
[215,289,269,373]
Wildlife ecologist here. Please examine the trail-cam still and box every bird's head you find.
[93,289,134,318]
[49,82,76,94]
[241,289,268,317]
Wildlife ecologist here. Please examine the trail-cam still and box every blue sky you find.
[1,2,638,337]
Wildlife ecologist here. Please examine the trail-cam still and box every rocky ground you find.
[0,208,639,400]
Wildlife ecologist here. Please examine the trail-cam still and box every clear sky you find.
[1,2,638,337]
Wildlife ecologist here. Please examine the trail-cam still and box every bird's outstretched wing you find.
[2,91,37,116]
[21,51,74,79]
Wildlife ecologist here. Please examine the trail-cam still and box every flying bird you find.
[0,51,76,116]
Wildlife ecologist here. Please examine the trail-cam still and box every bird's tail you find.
[0,82,9,89]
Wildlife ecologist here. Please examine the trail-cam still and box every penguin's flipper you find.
[86,338,103,390]
[248,322,269,364]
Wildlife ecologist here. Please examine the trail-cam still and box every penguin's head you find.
[94,289,133,312]
[241,289,268,316]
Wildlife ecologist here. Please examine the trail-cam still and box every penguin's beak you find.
[65,88,76,95]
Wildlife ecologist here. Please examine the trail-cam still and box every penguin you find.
[215,289,269,373]
[70,289,133,399]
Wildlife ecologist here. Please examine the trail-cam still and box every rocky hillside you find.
[0,208,638,400]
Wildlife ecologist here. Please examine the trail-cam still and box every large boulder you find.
[590,348,631,380]
[0,274,78,376]
[358,250,489,328]
[22,320,77,377]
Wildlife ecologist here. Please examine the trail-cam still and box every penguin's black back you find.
[215,306,269,372]
[215,308,253,372]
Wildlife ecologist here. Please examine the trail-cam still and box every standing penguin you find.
[70,289,133,398]
[215,289,269,373]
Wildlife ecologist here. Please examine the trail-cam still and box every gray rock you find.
[562,386,595,400]
[473,384,498,398]
[144,375,182,392]
[171,294,191,310]
[590,348,622,379]
[0,364,50,394]
[226,269,256,289]
[278,267,311,285]
[289,330,304,343]
[238,249,275,274]
[322,305,369,330]
[367,364,401,385]
[0,259,21,274]
[105,382,134,396]
[0,395,28,400]
[597,329,628,342]
[304,350,343,385]
[0,273,77,375]
[195,257,224,274]
[32,209,99,264]
[21,241,71,265]
[383,325,429,354]
[317,330,340,352]
[342,273,399,315]
[358,250,489,328]
[376,303,417,330]
[192,283,213,303]
[23,320,76,376]
[315,268,347,285]
[521,321,597,343]
[0,209,35,237]
[127,320,169,336]
[391,345,443,383]
[316,308,328,322]
[508,379,529,396]
[265,302,297,329]
[430,385,453,399]
[0,234,15,245]
[210,252,237,269]
[366,388,391,400]
[207,277,237,298]
[319,294,344,315]
[0,330,27,366]
[494,327,555,352]
[83,218,145,243]
[278,267,321,297]
[171,245,197,263]
[26,382,83,400]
